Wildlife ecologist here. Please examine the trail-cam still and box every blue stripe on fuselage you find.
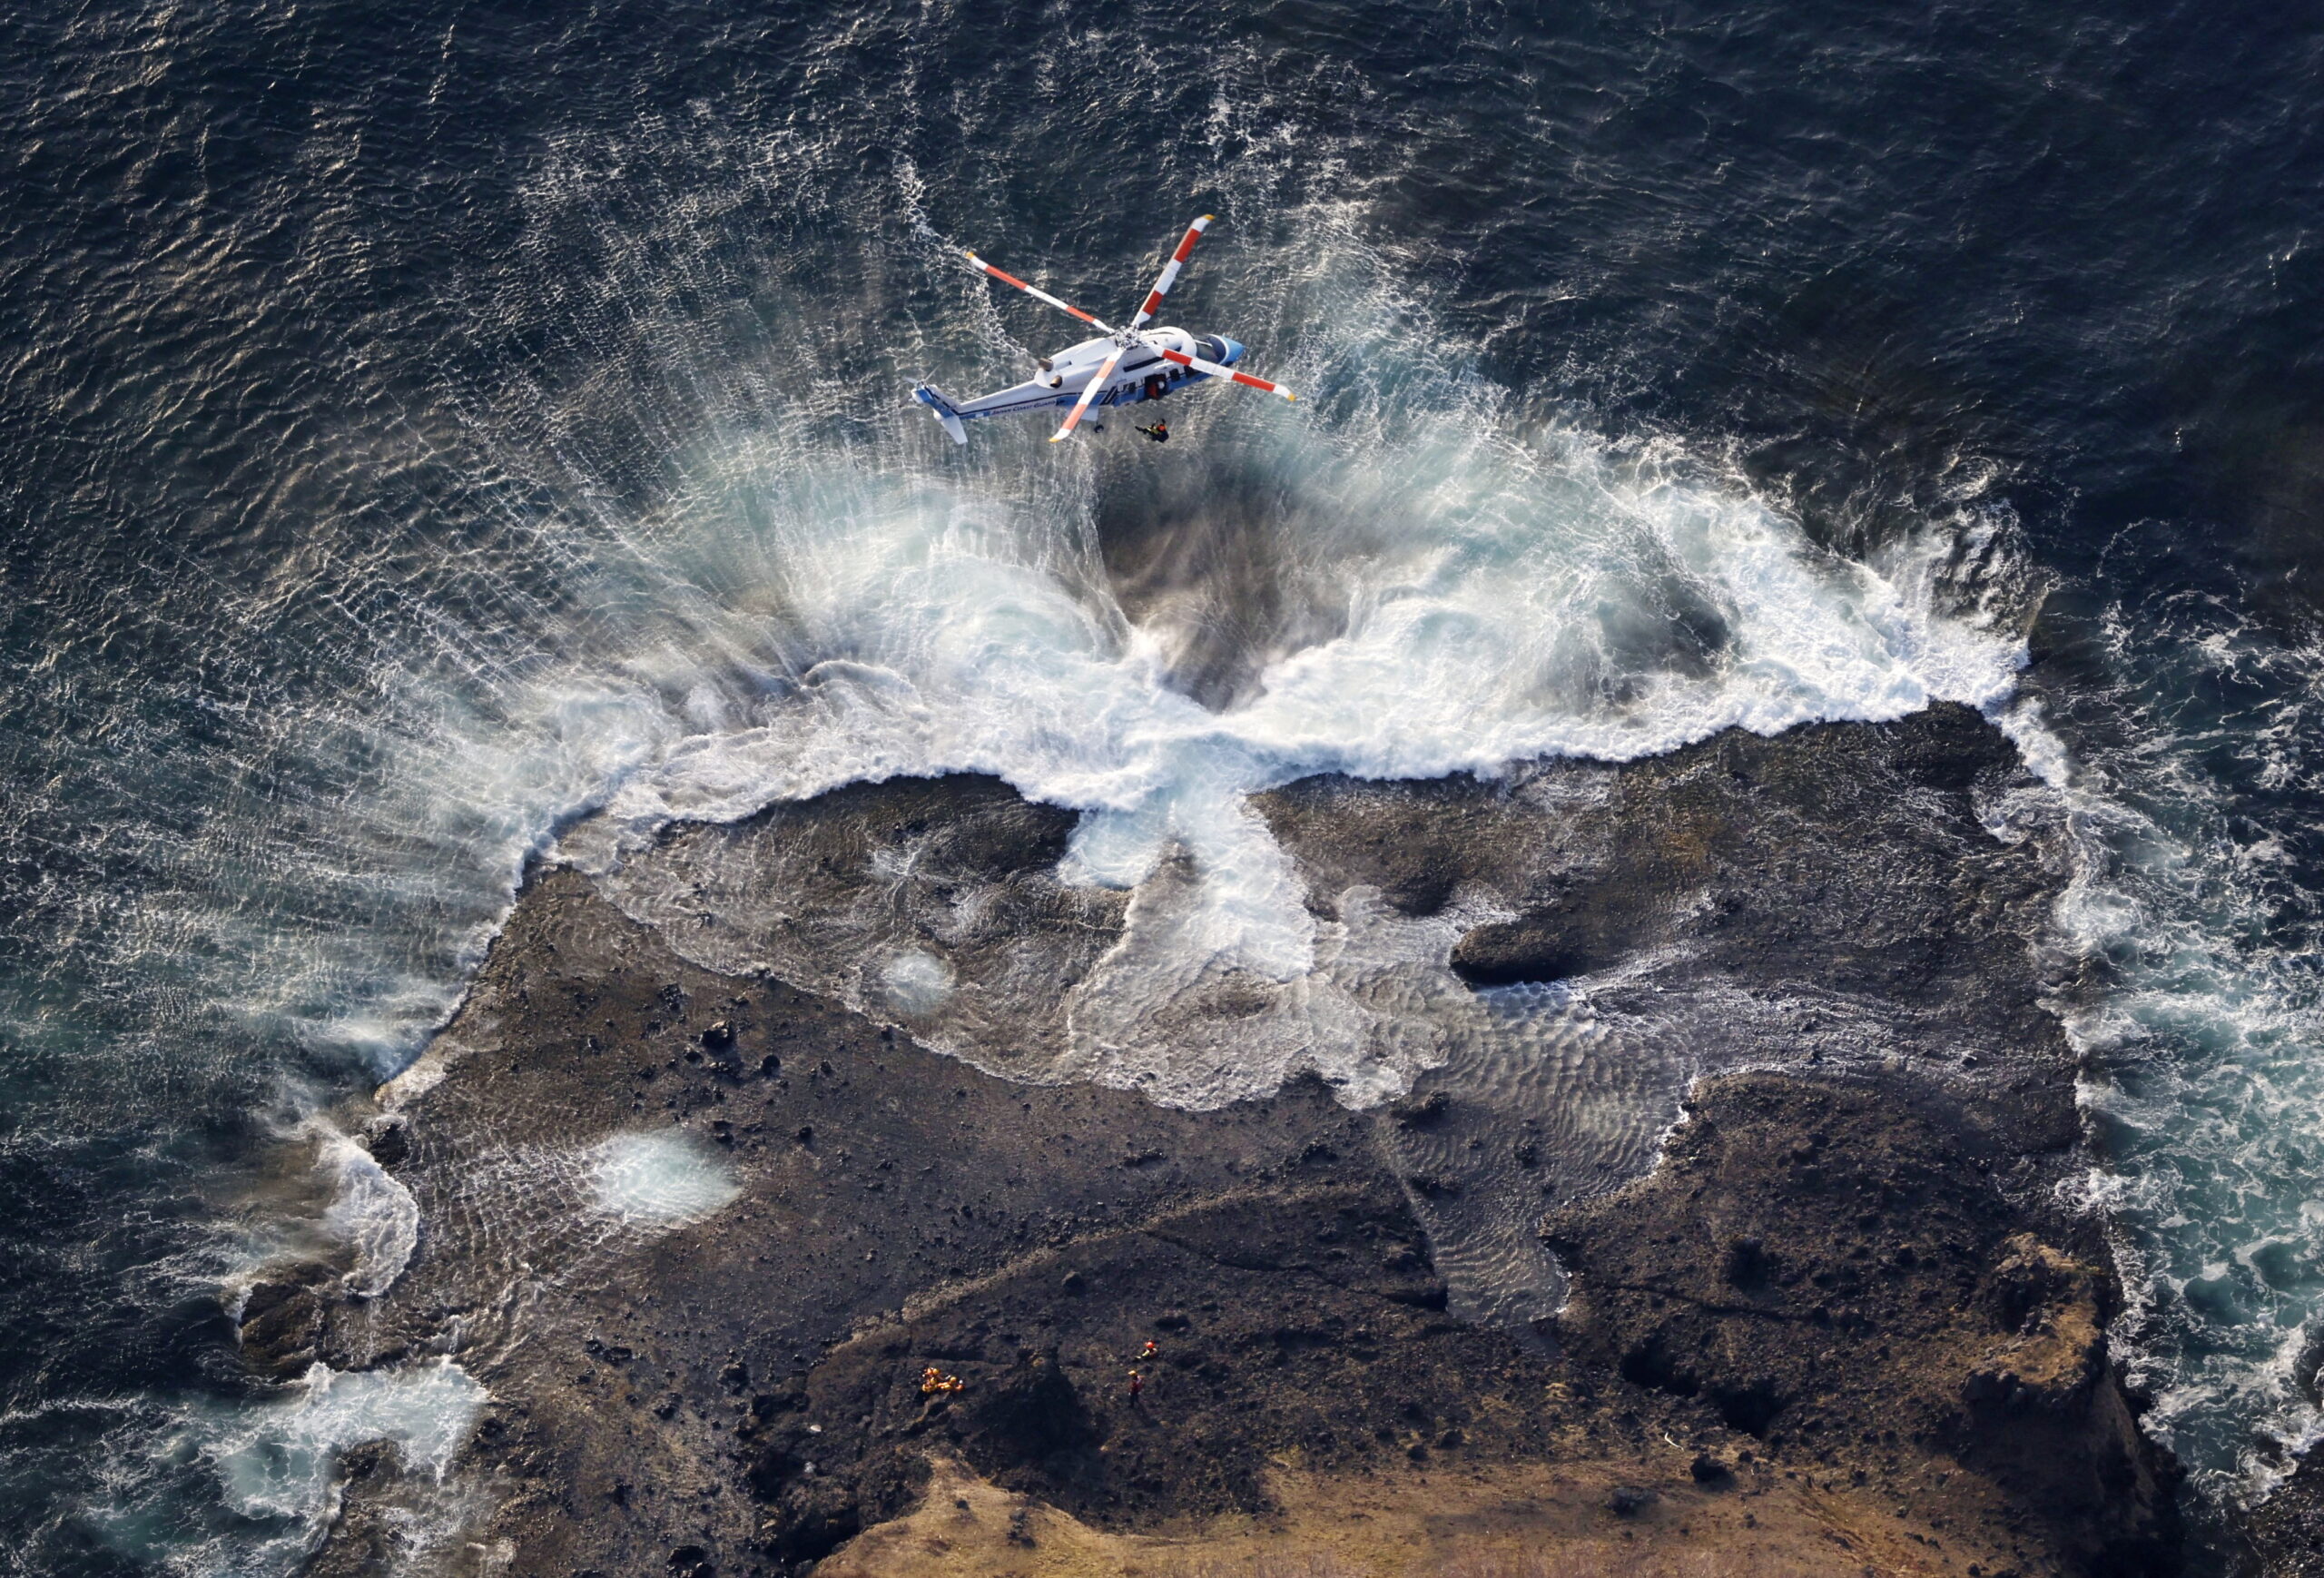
[957,354,1216,421]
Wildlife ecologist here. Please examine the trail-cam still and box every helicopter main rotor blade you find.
[1148,345,1297,402]
[1128,215,1212,331]
[960,251,1121,335]
[1049,343,1127,442]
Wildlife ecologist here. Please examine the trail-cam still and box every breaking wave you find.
[485,180,2041,1107]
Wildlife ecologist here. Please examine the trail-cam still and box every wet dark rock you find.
[1449,915,1610,987]
[1607,1484,1656,1516]
[234,1263,336,1379]
[359,1116,409,1169]
[294,708,2187,1576]
[2240,1448,2324,1575]
[304,1443,402,1578]
[1393,1090,1451,1129]
[1546,1071,2179,1574]
[1259,704,2067,1058]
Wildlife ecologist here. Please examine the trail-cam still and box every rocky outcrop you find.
[1545,1072,2179,1576]
[266,706,2186,1577]
[1256,702,2068,1060]
[2240,1453,2324,1576]
[735,1168,1572,1555]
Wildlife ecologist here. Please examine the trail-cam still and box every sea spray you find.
[2014,611,2324,1506]
[204,1362,486,1525]
[569,404,2034,1106]
[78,1361,487,1576]
[310,1125,421,1300]
[585,1129,743,1227]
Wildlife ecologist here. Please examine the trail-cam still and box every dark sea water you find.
[3,0,2320,1569]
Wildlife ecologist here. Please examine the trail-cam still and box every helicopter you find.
[912,215,1295,445]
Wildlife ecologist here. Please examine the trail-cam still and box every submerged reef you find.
[252,705,2201,1575]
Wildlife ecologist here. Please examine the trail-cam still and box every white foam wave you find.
[207,1360,485,1524]
[2022,616,2324,1505]
[548,370,2029,1101]
[80,1360,489,1575]
[585,1129,742,1226]
[879,949,956,1017]
[310,1125,420,1299]
[57,146,2031,1116]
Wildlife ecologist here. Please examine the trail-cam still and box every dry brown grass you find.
[816,1454,1986,1578]
[1430,1550,1812,1578]
[1155,1546,1832,1578]
[1150,1554,1371,1578]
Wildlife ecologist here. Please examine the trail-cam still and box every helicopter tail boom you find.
[911,384,970,445]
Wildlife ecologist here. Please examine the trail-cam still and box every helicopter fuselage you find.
[912,328,1246,442]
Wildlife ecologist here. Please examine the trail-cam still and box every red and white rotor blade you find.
[961,250,1120,335]
[1049,344,1127,443]
[1128,215,1212,330]
[1151,346,1296,402]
